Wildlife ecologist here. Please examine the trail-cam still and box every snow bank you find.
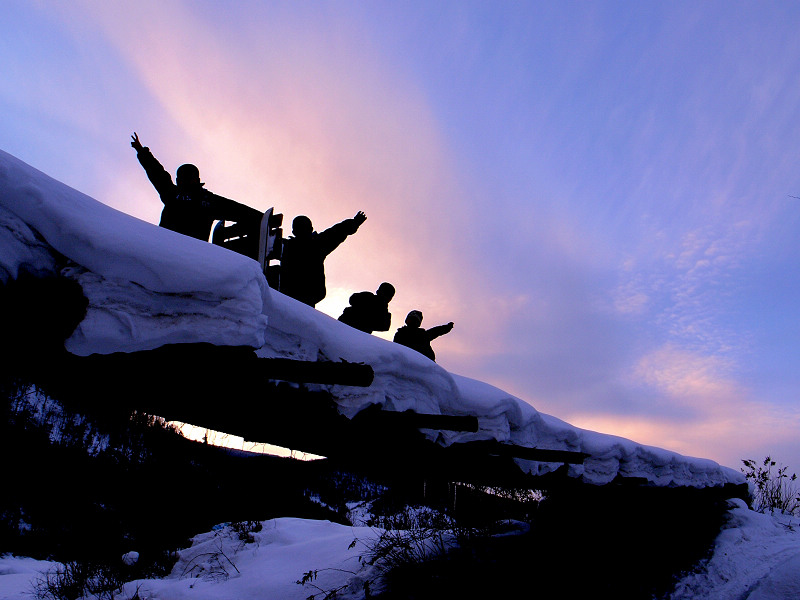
[669,499,800,599]
[0,148,745,488]
[0,556,55,600]
[130,518,376,600]
[4,506,800,600]
[0,149,270,352]
[0,519,381,600]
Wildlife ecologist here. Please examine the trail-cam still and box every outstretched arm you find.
[209,194,264,225]
[427,322,454,341]
[343,210,367,235]
[318,211,367,255]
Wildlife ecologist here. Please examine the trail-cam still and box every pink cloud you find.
[633,344,737,401]
[570,406,800,472]
[560,344,800,469]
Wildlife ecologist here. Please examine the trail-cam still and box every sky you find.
[3,0,800,473]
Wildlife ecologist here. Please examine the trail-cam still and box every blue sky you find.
[3,0,800,472]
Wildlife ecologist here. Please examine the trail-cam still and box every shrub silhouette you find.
[741,456,800,515]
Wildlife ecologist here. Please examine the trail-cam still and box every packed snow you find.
[0,518,384,600]
[669,499,800,600]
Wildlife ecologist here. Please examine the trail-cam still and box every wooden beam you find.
[355,408,479,432]
[259,357,373,387]
[453,440,589,464]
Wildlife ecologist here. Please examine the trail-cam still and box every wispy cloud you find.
[614,218,757,359]
[632,344,736,403]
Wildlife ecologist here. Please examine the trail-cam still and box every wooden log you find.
[259,357,374,387]
[59,344,374,388]
[454,440,589,464]
[358,408,479,432]
[404,412,479,432]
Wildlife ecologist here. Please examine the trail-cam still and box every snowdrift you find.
[0,148,744,488]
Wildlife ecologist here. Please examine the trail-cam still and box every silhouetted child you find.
[131,132,261,241]
[338,282,395,334]
[393,310,453,362]
[279,212,367,306]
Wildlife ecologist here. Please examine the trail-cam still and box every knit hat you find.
[405,310,423,326]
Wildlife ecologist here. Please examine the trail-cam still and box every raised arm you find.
[130,132,173,197]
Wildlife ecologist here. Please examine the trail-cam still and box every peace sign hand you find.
[130,132,143,152]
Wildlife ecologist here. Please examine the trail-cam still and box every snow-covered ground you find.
[669,500,800,600]
[0,518,379,600]
[2,500,800,600]
[4,148,791,598]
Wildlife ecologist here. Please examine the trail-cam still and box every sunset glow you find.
[5,0,800,471]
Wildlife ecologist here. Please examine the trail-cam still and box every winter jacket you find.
[279,218,361,306]
[393,323,453,362]
[136,147,261,241]
[338,291,392,333]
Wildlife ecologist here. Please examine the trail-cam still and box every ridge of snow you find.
[0,148,745,488]
[0,149,270,352]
